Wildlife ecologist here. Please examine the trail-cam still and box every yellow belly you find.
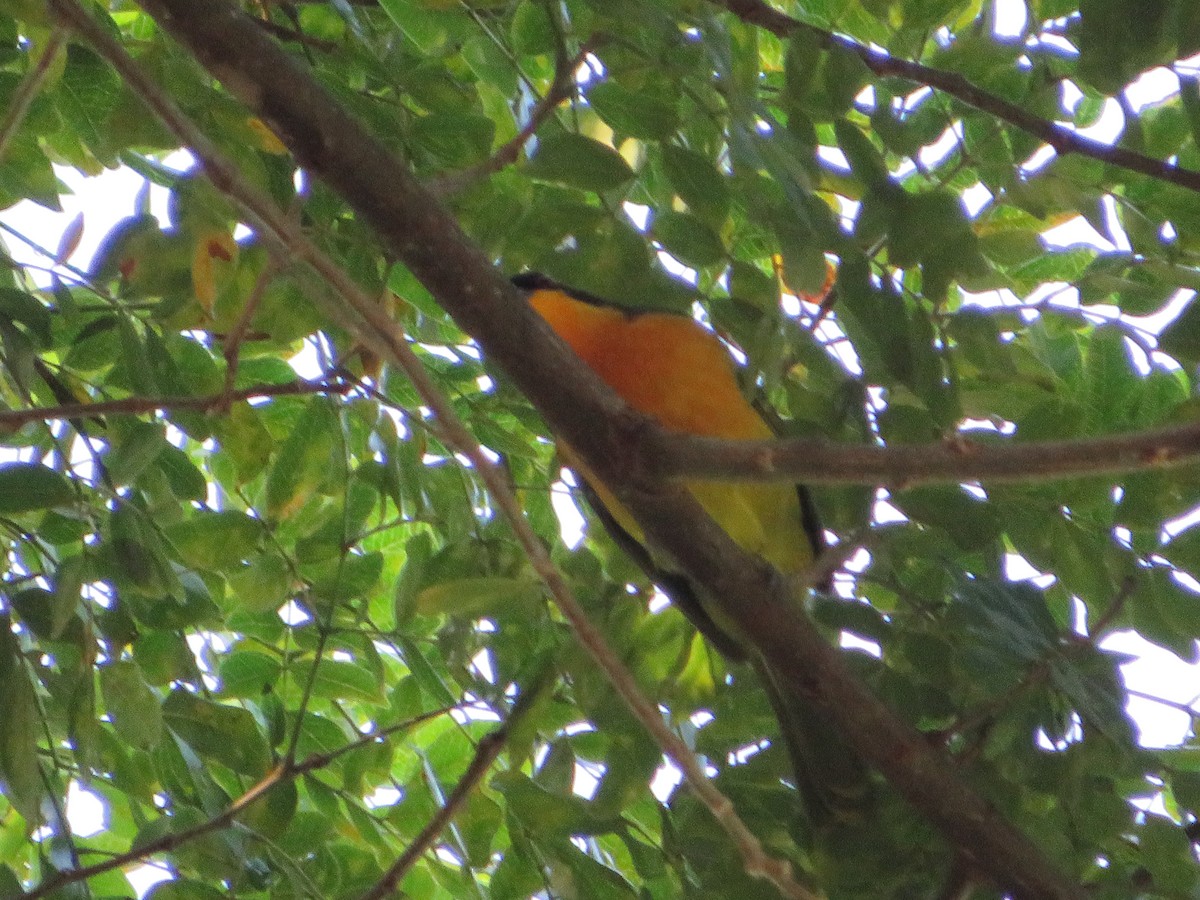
[529,286,814,575]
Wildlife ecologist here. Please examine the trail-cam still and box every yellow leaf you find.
[247,117,288,155]
[191,230,239,314]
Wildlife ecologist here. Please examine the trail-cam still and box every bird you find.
[513,271,868,822]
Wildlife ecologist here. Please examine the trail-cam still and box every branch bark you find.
[63,2,1086,897]
[650,419,1200,486]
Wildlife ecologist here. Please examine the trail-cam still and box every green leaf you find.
[895,486,1001,551]
[1181,76,1200,149]
[415,576,541,618]
[978,228,1046,267]
[107,501,179,598]
[0,868,23,900]
[309,659,386,704]
[303,550,385,602]
[951,579,1058,664]
[0,288,52,346]
[145,879,229,900]
[526,132,635,193]
[55,45,122,159]
[237,779,298,840]
[412,111,495,168]
[264,397,340,520]
[166,510,262,572]
[1129,569,1200,661]
[106,421,168,486]
[394,532,434,625]
[834,118,890,188]
[1158,295,1200,365]
[651,210,725,268]
[587,80,679,141]
[661,145,731,228]
[0,462,73,514]
[219,650,283,698]
[1139,814,1197,894]
[1162,522,1200,575]
[100,660,163,750]
[1180,0,1200,56]
[134,631,195,686]
[889,190,974,269]
[162,689,271,777]
[1047,647,1136,745]
[1147,568,1200,645]
[495,770,617,836]
[0,618,45,825]
[11,587,70,641]
[1082,326,1135,434]
[0,130,59,211]
[457,792,503,867]
[509,0,556,55]
[1078,0,1172,94]
[227,553,291,614]
[463,35,518,95]
[215,402,273,483]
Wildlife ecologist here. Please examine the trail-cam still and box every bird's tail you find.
[753,655,872,824]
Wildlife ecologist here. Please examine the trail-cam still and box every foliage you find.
[0,0,1199,897]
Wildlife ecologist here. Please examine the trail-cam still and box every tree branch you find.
[62,1,1084,896]
[360,688,540,900]
[715,0,1200,195]
[650,419,1200,487]
[50,3,810,896]
[361,730,507,899]
[0,378,351,429]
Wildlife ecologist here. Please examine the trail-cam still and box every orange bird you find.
[514,271,867,820]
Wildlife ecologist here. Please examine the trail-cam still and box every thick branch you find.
[86,2,1083,897]
[651,420,1200,486]
[52,2,807,895]
[717,0,1200,195]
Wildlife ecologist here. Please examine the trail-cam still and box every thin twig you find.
[251,14,339,52]
[715,0,1200,196]
[792,526,874,593]
[361,728,508,899]
[0,378,351,429]
[1089,575,1138,638]
[0,27,67,164]
[1125,688,1200,718]
[427,40,589,198]
[221,254,284,400]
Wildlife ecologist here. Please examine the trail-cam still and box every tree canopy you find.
[2,0,1200,897]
